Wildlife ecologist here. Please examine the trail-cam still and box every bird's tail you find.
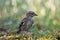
[16,29,21,33]
[17,22,22,33]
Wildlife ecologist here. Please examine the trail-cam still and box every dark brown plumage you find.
[17,11,37,33]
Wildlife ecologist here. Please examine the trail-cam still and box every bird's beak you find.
[34,13,37,16]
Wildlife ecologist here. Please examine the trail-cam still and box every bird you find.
[17,11,37,33]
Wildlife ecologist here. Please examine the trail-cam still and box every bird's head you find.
[26,11,37,17]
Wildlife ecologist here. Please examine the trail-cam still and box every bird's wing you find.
[19,18,27,29]
[17,18,27,33]
[19,21,24,28]
[17,21,24,33]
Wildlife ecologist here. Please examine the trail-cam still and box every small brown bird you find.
[17,11,37,33]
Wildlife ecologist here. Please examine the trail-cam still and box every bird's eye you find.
[32,12,34,15]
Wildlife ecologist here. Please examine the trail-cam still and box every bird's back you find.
[17,18,33,33]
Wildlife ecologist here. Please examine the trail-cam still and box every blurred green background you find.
[0,0,60,31]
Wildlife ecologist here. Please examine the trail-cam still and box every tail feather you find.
[17,21,23,33]
[17,29,21,33]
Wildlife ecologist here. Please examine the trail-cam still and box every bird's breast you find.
[26,20,33,28]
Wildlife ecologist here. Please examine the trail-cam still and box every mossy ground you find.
[0,30,60,40]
